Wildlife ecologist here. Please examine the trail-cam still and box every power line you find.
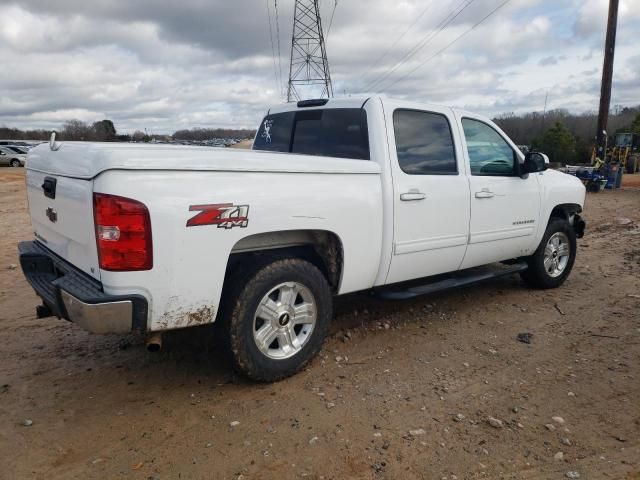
[382,0,513,91]
[364,0,475,91]
[274,0,284,96]
[326,0,338,42]
[266,0,282,95]
[360,1,435,81]
[363,0,476,92]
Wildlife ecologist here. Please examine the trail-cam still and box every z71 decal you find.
[187,203,249,229]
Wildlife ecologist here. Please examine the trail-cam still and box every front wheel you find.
[10,159,21,167]
[520,218,577,289]
[224,258,332,382]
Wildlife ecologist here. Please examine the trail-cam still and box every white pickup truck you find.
[19,97,586,381]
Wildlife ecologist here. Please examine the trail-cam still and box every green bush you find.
[531,122,577,165]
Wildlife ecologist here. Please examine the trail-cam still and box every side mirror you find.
[521,151,548,177]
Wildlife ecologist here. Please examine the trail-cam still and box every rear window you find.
[253,108,370,160]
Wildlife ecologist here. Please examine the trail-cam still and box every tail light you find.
[93,193,152,271]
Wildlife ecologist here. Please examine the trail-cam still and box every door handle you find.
[400,191,426,201]
[475,189,495,199]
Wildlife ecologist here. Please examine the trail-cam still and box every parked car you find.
[0,146,26,167]
[19,97,586,381]
[6,145,29,154]
[0,140,33,148]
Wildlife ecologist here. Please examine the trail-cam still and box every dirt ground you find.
[230,139,254,149]
[0,168,639,480]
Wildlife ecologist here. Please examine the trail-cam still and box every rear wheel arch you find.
[226,229,344,293]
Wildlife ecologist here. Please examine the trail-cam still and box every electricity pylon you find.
[286,0,333,102]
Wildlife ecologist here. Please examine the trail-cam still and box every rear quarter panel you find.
[94,168,383,331]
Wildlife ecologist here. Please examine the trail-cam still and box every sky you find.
[1,0,638,134]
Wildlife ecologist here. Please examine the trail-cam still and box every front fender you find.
[535,170,586,244]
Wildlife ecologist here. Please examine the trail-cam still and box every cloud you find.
[1,0,638,132]
[539,55,568,66]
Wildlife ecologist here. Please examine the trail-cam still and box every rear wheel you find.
[10,159,21,167]
[520,218,576,289]
[223,258,332,381]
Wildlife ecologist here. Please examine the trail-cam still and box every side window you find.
[393,109,457,175]
[462,118,517,176]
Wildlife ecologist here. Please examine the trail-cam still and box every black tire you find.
[222,258,332,382]
[10,159,21,167]
[520,217,577,289]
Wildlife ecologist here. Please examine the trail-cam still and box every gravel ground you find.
[0,168,639,480]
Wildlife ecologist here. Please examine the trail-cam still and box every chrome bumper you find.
[19,241,148,334]
[59,290,133,334]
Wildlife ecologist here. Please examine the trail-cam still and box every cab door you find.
[386,105,470,284]
[457,115,541,269]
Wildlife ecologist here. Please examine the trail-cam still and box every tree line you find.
[1,119,125,142]
[493,105,640,164]
[0,120,256,143]
[172,127,256,141]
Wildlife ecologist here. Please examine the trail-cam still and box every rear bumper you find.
[18,241,147,334]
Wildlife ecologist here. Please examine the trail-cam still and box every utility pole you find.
[596,0,619,159]
[286,0,333,102]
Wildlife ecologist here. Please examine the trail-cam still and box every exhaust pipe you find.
[145,332,163,353]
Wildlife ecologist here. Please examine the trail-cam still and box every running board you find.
[374,262,528,300]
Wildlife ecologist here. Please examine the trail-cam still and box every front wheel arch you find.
[547,203,584,238]
[548,203,581,221]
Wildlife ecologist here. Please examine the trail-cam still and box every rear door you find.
[457,115,541,269]
[386,104,470,284]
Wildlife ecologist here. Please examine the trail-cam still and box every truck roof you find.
[267,96,471,117]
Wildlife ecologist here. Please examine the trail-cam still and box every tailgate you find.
[26,169,100,280]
